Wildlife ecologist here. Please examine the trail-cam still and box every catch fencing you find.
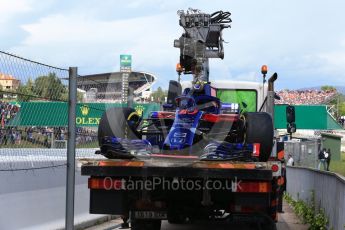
[0,51,74,171]
[0,50,160,170]
[284,139,319,168]
[0,50,160,229]
[0,51,108,172]
[286,166,345,230]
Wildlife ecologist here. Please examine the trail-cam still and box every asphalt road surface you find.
[85,202,308,230]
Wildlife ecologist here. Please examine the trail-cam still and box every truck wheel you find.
[98,107,141,146]
[244,112,273,162]
[168,214,185,224]
[131,219,161,230]
[252,213,277,230]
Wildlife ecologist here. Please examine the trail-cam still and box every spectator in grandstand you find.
[275,89,337,105]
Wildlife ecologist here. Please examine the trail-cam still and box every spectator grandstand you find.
[275,89,337,105]
[77,71,156,102]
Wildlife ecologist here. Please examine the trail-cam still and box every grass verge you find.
[329,151,345,176]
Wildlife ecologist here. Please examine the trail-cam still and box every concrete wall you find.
[0,160,104,230]
[286,166,345,230]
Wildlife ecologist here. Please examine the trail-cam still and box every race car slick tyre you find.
[244,112,274,162]
[98,107,140,147]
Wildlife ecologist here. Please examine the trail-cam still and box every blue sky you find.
[1,0,345,90]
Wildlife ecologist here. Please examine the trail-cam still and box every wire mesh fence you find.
[284,139,320,168]
[0,51,99,171]
[0,50,162,171]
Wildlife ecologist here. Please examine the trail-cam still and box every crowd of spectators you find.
[76,127,97,145]
[29,127,67,147]
[0,128,21,145]
[0,127,47,147]
[275,89,337,105]
[0,101,19,127]
[0,126,98,147]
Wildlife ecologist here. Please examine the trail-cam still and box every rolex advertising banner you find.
[8,102,343,130]
[7,102,161,127]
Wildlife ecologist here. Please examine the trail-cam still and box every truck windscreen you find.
[216,89,257,112]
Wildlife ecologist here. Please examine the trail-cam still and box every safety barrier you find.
[0,148,100,171]
[0,149,105,230]
[286,166,345,230]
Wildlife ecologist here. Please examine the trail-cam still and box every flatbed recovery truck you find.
[81,8,285,230]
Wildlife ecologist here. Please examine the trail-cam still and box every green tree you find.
[17,84,34,101]
[151,87,167,102]
[321,85,336,91]
[26,78,34,92]
[328,93,345,117]
[60,90,84,102]
[16,77,36,101]
[33,73,67,100]
[339,102,345,116]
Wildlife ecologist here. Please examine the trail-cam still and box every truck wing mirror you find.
[166,80,182,107]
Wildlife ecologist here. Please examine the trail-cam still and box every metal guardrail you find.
[286,166,345,230]
[0,148,101,171]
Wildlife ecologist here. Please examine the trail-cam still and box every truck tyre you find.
[98,107,140,146]
[168,214,185,224]
[244,112,273,162]
[131,219,161,230]
[252,213,277,230]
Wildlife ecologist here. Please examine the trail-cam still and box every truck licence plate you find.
[134,211,167,219]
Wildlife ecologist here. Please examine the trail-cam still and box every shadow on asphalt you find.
[161,221,266,230]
